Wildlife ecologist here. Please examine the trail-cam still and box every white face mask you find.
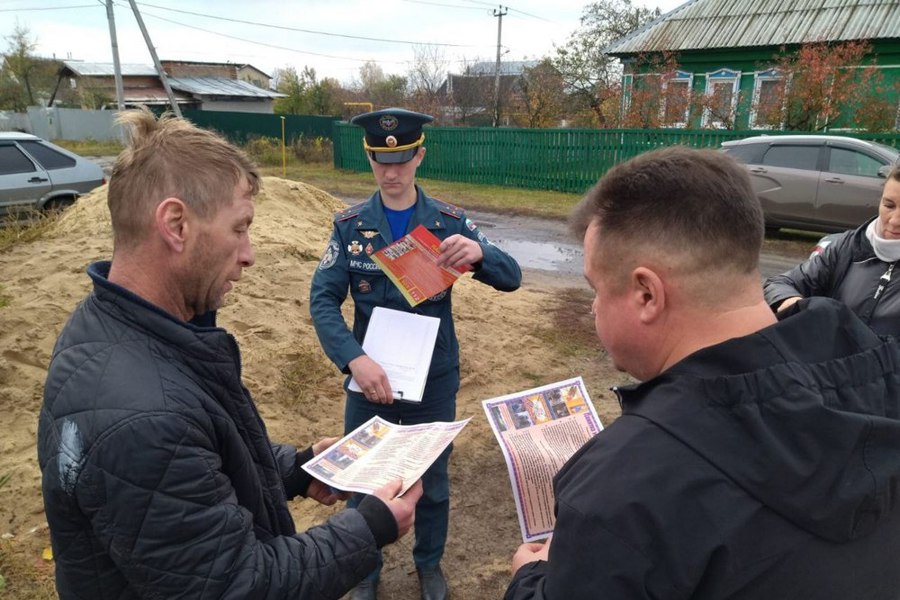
[866,218,900,262]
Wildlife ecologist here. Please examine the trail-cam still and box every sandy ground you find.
[0,177,625,599]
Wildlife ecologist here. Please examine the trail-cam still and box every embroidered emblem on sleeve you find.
[318,240,341,270]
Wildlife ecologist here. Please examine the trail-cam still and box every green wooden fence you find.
[181,110,338,144]
[334,122,900,195]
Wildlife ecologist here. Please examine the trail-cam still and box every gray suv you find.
[721,134,899,233]
[0,132,105,215]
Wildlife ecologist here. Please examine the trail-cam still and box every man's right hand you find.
[349,355,393,404]
[372,479,423,538]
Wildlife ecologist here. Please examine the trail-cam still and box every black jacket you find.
[505,298,900,599]
[38,262,396,600]
[764,218,900,335]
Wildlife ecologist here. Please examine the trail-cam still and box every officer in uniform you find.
[309,108,522,600]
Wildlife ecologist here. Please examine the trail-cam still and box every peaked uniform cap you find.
[350,107,434,164]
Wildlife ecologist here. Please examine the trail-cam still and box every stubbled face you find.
[878,178,900,240]
[185,179,256,317]
[583,222,643,378]
[368,147,424,203]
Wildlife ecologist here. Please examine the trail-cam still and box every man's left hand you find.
[305,436,350,505]
[306,479,349,505]
[511,535,552,574]
[437,234,483,269]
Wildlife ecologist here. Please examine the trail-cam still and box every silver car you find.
[721,134,899,233]
[0,132,105,215]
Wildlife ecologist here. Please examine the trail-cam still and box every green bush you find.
[292,135,333,163]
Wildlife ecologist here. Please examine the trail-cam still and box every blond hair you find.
[107,107,259,250]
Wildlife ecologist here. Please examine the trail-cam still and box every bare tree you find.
[407,44,447,117]
[353,61,408,109]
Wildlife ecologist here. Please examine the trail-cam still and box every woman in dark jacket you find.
[764,164,900,336]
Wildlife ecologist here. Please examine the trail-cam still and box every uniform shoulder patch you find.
[433,198,464,220]
[335,202,364,223]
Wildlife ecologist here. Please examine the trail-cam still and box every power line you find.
[0,4,98,12]
[401,0,486,10]
[132,7,402,65]
[134,1,473,48]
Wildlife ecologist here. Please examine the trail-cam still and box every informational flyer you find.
[482,377,603,542]
[371,225,470,306]
[302,416,470,495]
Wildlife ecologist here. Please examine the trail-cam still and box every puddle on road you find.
[489,236,583,275]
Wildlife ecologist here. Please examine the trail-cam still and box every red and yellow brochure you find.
[372,225,471,306]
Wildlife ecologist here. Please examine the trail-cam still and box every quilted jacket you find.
[38,261,396,600]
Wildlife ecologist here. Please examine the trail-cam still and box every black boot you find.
[417,565,448,600]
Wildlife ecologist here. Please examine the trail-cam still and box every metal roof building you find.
[603,0,900,130]
[605,0,900,55]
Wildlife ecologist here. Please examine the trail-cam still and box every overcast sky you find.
[3,0,686,85]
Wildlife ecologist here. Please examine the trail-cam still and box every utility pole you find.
[106,0,125,110]
[127,0,182,117]
[492,5,507,128]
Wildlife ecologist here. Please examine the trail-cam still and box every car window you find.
[721,142,767,164]
[0,144,38,175]
[18,140,77,170]
[762,145,820,171]
[827,147,885,178]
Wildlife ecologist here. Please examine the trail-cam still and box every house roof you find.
[459,60,539,77]
[605,0,900,56]
[61,61,159,76]
[167,77,286,98]
[160,59,272,79]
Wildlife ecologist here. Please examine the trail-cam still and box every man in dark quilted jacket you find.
[38,107,422,600]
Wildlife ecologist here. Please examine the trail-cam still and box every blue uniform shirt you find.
[309,186,522,379]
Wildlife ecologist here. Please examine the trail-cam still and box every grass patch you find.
[0,211,59,252]
[258,162,582,219]
[280,344,338,408]
[52,138,123,156]
[0,537,57,600]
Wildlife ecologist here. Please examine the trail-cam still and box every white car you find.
[0,132,106,215]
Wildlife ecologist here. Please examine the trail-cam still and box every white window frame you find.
[621,73,634,117]
[749,69,785,130]
[659,70,692,128]
[702,68,740,128]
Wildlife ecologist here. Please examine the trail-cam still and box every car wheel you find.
[44,197,75,214]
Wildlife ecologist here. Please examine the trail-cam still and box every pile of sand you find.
[0,177,619,599]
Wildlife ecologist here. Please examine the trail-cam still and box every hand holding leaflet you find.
[482,377,603,542]
[372,225,471,307]
[302,416,470,495]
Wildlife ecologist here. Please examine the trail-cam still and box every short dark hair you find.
[570,145,764,280]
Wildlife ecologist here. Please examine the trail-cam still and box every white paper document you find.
[482,377,603,542]
[302,416,470,495]
[348,306,440,402]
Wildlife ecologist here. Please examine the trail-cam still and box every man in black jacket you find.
[38,108,422,600]
[505,146,900,599]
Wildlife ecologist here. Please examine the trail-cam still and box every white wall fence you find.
[1,107,123,142]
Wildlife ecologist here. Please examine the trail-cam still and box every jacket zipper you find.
[872,262,896,302]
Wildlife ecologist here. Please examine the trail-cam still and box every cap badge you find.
[386,135,398,148]
[379,115,399,131]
